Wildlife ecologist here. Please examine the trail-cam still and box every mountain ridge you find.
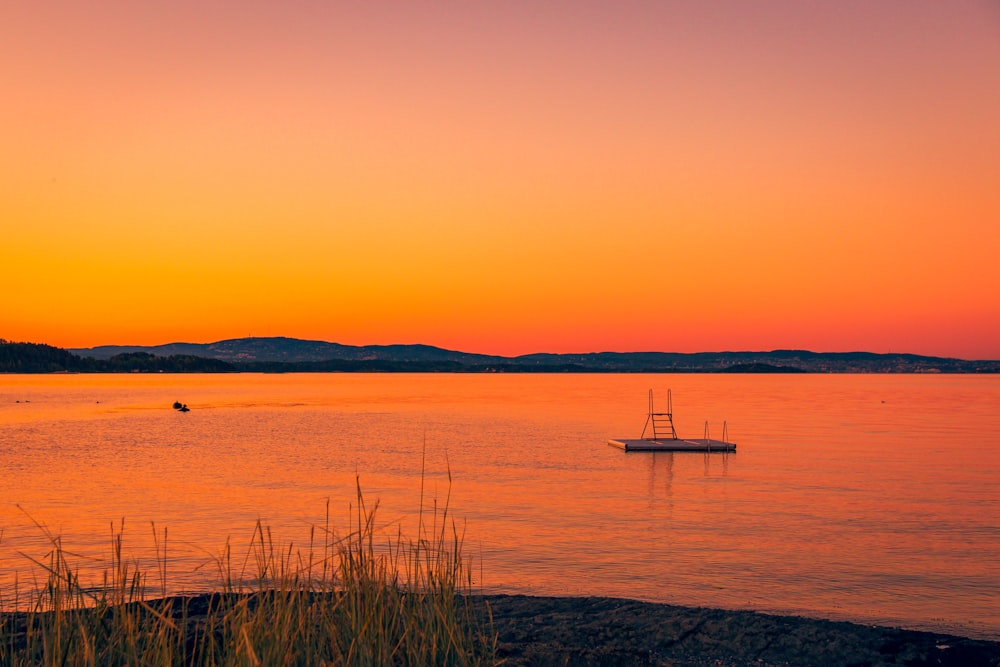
[62,336,1000,373]
[72,336,502,365]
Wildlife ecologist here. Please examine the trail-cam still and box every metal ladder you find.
[641,389,678,440]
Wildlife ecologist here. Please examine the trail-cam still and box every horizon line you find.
[48,335,991,362]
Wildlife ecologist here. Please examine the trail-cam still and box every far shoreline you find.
[5,367,1000,375]
[4,338,999,374]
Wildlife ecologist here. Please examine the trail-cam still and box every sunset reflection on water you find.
[1,373,998,640]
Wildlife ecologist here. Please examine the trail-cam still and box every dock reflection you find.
[647,451,674,501]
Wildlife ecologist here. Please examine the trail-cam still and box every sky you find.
[2,1,999,359]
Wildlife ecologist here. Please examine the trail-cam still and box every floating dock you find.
[608,438,735,452]
[609,389,736,453]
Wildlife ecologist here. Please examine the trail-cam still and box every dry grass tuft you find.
[0,478,495,666]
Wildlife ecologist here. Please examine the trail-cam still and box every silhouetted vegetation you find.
[0,483,495,665]
[81,337,995,372]
[720,363,807,373]
[236,360,594,373]
[0,340,234,373]
[5,337,1000,373]
[99,352,234,373]
[238,359,470,373]
[0,339,90,373]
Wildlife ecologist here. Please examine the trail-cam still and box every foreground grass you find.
[0,480,496,666]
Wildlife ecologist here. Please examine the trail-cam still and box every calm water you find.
[1,373,998,639]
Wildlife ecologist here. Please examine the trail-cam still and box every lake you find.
[1,373,998,640]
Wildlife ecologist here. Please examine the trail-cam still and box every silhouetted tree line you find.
[98,352,234,373]
[3,338,999,374]
[0,340,234,373]
[236,360,592,372]
[0,342,591,373]
[0,339,86,372]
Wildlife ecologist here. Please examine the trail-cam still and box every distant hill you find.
[0,337,990,374]
[60,337,1000,373]
[511,349,992,373]
[72,337,502,365]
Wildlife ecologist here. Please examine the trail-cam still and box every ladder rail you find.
[640,388,678,440]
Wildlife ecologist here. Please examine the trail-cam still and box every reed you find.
[0,479,496,666]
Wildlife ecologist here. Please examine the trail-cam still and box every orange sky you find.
[2,2,999,359]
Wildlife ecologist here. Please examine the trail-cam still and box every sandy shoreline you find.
[483,595,1000,666]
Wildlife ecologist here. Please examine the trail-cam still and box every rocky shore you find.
[484,595,1000,666]
[5,592,997,666]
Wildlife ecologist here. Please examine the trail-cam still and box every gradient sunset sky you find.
[3,1,998,358]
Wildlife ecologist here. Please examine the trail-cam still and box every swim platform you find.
[609,389,736,453]
[608,438,735,452]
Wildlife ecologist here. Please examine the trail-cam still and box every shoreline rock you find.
[483,595,1000,666]
[4,593,997,666]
